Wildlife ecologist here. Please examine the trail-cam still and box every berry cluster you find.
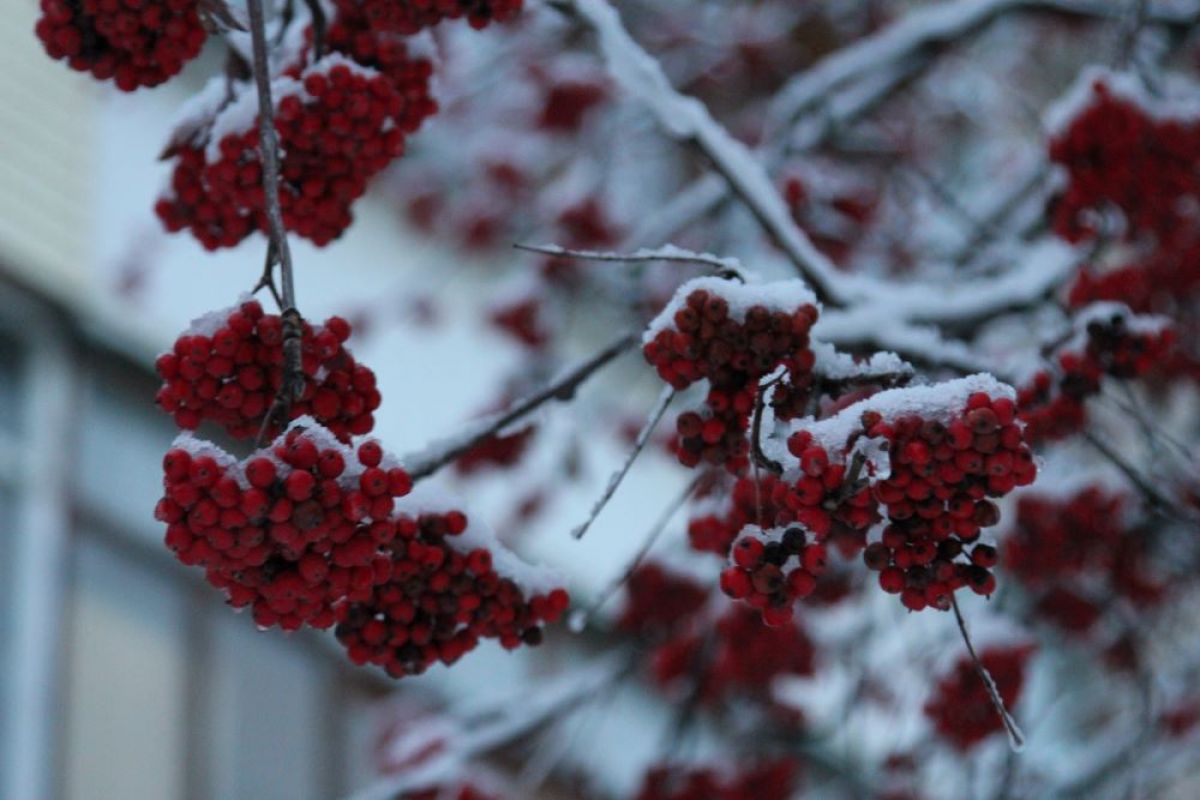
[635,758,799,800]
[652,605,815,702]
[862,392,1036,611]
[1018,306,1174,443]
[617,562,709,637]
[335,508,569,678]
[924,645,1034,750]
[719,525,827,626]
[1005,487,1163,626]
[1049,79,1200,245]
[157,426,413,631]
[643,280,819,472]
[36,0,206,91]
[155,300,379,442]
[333,0,522,34]
[158,59,430,249]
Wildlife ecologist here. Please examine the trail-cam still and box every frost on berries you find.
[155,299,380,442]
[36,0,206,91]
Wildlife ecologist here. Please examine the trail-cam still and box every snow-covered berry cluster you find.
[155,300,380,442]
[1018,305,1174,443]
[157,426,413,631]
[1004,487,1163,633]
[158,58,432,249]
[334,0,523,35]
[863,391,1035,611]
[335,503,569,678]
[719,524,828,626]
[924,645,1034,750]
[643,278,819,472]
[35,0,206,91]
[635,758,800,800]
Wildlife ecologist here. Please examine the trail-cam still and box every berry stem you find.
[950,595,1026,753]
[247,0,305,445]
[571,385,675,540]
[302,0,327,58]
[751,378,783,476]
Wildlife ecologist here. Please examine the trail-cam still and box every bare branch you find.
[514,242,745,279]
[405,333,638,480]
[571,386,675,540]
[950,596,1026,753]
[247,0,305,446]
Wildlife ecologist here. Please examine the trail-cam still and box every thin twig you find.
[571,386,676,540]
[302,0,326,58]
[247,0,304,447]
[569,475,701,632]
[407,333,638,480]
[950,595,1026,752]
[1082,430,1192,522]
[514,242,746,280]
[751,380,783,476]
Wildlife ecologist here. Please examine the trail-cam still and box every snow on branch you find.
[562,0,854,307]
[766,0,1200,138]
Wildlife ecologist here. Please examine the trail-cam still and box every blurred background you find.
[0,1,690,798]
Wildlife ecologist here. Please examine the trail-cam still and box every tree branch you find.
[950,596,1026,752]
[405,333,638,480]
[571,386,675,540]
[247,0,305,446]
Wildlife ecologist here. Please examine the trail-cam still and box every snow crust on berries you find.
[767,373,1016,465]
[165,76,233,152]
[204,76,303,162]
[642,276,819,346]
[395,483,565,595]
[169,430,247,486]
[1060,302,1174,351]
[1044,65,1200,137]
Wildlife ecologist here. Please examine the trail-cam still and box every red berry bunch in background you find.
[334,0,523,35]
[158,59,430,249]
[652,605,815,701]
[335,505,569,678]
[454,426,536,474]
[155,300,380,442]
[403,785,503,800]
[862,391,1036,611]
[156,426,413,631]
[300,12,439,118]
[635,758,800,800]
[643,279,819,472]
[1018,306,1174,443]
[1049,78,1200,245]
[1005,487,1164,621]
[924,645,1034,750]
[35,0,206,91]
[617,562,710,637]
